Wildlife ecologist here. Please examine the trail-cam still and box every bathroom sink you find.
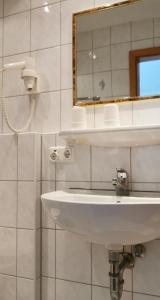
[41,191,160,249]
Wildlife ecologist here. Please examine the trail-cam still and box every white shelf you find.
[59,125,160,147]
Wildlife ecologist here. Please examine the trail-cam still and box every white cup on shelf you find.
[104,104,120,127]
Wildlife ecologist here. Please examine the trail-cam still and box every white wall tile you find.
[42,229,55,277]
[92,147,130,182]
[77,31,92,51]
[17,229,38,279]
[42,277,55,300]
[56,144,90,182]
[31,91,61,133]
[133,99,160,126]
[56,231,91,283]
[0,228,16,275]
[61,0,94,45]
[60,89,72,130]
[18,133,41,181]
[4,0,30,16]
[42,181,56,229]
[0,135,17,180]
[56,279,91,300]
[133,240,160,296]
[18,181,40,229]
[131,145,160,183]
[31,4,60,51]
[32,47,60,92]
[31,0,59,9]
[42,133,56,181]
[3,53,30,97]
[61,44,72,90]
[0,181,17,227]
[17,278,36,300]
[0,275,16,300]
[4,12,30,56]
[93,27,110,48]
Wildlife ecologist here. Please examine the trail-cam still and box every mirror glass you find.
[73,0,160,105]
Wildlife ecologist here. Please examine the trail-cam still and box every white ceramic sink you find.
[41,191,160,249]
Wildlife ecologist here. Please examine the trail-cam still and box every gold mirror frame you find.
[72,0,160,106]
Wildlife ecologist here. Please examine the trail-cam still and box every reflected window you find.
[129,47,160,97]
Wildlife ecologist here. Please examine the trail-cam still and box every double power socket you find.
[49,146,74,163]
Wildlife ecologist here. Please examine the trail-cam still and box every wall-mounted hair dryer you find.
[3,57,39,94]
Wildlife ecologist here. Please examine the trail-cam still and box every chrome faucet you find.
[112,168,129,196]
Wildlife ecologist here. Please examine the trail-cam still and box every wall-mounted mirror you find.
[73,0,160,106]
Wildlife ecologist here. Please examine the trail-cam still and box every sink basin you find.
[41,191,160,249]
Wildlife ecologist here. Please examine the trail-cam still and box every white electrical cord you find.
[2,95,36,133]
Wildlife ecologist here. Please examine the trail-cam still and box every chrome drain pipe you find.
[109,251,134,300]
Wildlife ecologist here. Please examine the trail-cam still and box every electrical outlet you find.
[49,146,74,163]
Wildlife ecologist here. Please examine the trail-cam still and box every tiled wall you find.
[77,17,160,100]
[0,1,160,300]
[0,133,41,300]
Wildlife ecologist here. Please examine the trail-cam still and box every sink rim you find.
[41,190,160,205]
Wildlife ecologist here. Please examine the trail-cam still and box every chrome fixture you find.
[109,245,145,300]
[112,169,129,196]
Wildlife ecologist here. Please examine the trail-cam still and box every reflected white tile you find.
[133,240,160,296]
[92,146,130,182]
[93,47,111,73]
[31,3,60,51]
[154,37,160,47]
[132,39,153,50]
[32,47,60,92]
[0,0,3,17]
[111,22,131,44]
[4,0,30,16]
[4,12,30,56]
[56,279,91,300]
[93,72,112,100]
[61,0,94,44]
[42,229,55,277]
[18,181,40,229]
[0,19,3,58]
[154,18,160,37]
[31,91,61,133]
[0,135,17,180]
[92,286,132,300]
[111,43,130,70]
[133,293,159,300]
[131,145,160,183]
[0,275,16,300]
[77,75,93,99]
[0,181,17,227]
[0,228,16,276]
[42,277,55,300]
[61,44,72,90]
[77,51,92,75]
[112,70,129,97]
[131,19,154,41]
[93,27,110,48]
[56,231,91,283]
[77,31,92,51]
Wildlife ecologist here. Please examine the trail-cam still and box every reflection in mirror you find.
[73,0,160,106]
